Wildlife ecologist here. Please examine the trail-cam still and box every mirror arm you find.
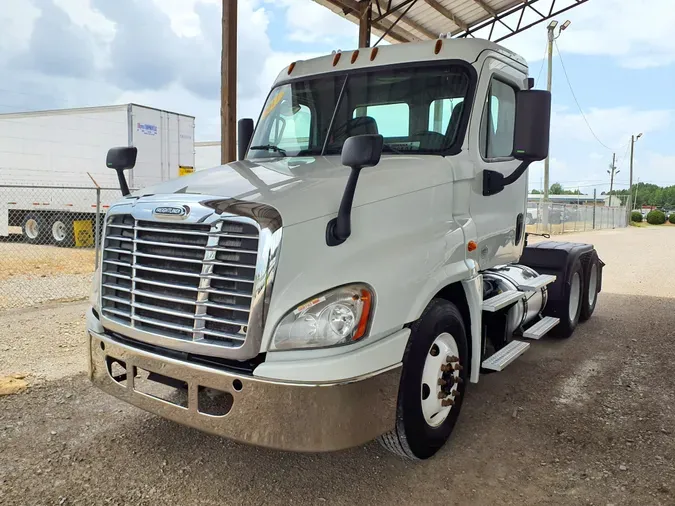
[115,169,131,197]
[326,166,362,246]
[482,160,531,196]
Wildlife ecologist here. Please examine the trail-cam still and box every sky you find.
[0,0,673,195]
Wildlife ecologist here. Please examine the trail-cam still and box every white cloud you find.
[267,0,356,46]
[551,106,673,150]
[501,0,675,68]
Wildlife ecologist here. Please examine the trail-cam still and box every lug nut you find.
[437,392,446,399]
[446,355,459,363]
[438,379,447,386]
[440,364,451,372]
[452,364,463,371]
[452,390,461,398]
[441,398,455,407]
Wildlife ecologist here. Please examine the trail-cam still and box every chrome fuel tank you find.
[483,264,548,334]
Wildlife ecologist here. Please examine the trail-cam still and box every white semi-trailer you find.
[87,39,604,459]
[0,104,195,245]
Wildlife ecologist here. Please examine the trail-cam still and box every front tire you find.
[378,299,469,460]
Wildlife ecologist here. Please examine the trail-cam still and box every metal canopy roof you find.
[313,0,589,46]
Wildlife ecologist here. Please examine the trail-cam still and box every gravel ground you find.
[0,242,95,309]
[1,226,675,506]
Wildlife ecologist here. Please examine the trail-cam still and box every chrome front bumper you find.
[88,330,401,452]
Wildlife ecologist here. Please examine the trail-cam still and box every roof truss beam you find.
[322,0,415,43]
[423,0,468,33]
[459,0,589,43]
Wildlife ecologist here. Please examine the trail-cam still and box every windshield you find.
[248,64,472,159]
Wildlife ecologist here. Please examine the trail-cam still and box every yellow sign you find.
[261,90,285,119]
[73,220,94,248]
[179,166,194,177]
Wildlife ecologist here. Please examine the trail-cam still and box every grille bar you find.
[101,214,257,351]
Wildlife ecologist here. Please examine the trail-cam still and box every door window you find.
[479,79,516,159]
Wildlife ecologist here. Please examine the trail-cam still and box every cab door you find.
[467,57,529,270]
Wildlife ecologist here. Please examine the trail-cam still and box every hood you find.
[131,155,455,226]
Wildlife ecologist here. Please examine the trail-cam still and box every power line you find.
[534,42,548,87]
[554,40,616,152]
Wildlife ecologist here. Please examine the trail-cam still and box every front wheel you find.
[378,299,469,460]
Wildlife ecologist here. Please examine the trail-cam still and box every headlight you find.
[271,284,373,351]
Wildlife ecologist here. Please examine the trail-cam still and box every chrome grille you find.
[100,214,259,349]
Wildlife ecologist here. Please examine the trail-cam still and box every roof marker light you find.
[333,52,341,66]
[370,47,378,61]
[287,62,296,75]
[351,50,359,64]
[434,39,443,54]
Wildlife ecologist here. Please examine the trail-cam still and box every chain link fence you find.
[526,202,628,235]
[1,186,630,310]
[0,185,125,309]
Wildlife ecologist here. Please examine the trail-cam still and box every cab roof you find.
[275,38,526,85]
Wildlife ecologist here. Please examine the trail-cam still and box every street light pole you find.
[542,19,570,227]
[608,152,619,206]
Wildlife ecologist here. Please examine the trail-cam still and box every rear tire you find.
[49,216,74,247]
[580,251,600,321]
[378,298,469,460]
[22,213,49,244]
[548,259,583,338]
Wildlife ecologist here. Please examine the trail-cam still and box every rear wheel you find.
[580,251,600,321]
[548,259,583,338]
[22,213,48,244]
[50,216,74,247]
[378,299,469,460]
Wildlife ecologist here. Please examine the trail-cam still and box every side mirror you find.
[238,118,254,161]
[326,134,384,246]
[483,90,551,196]
[513,89,551,162]
[106,146,137,196]
[341,133,384,170]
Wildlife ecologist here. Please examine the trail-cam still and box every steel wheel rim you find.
[588,263,598,307]
[52,221,67,242]
[25,219,39,239]
[421,332,460,427]
[569,272,581,320]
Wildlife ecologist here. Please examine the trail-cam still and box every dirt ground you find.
[0,242,95,309]
[1,226,675,506]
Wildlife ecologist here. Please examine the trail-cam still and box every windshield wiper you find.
[249,144,287,156]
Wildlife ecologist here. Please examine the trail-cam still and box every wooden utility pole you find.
[607,152,619,207]
[221,0,237,164]
[358,1,372,48]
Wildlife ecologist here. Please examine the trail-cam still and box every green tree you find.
[549,183,564,195]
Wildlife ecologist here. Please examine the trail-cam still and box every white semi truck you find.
[0,104,195,246]
[86,39,604,459]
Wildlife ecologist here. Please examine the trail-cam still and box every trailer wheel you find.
[378,298,468,460]
[22,213,49,244]
[50,216,74,247]
[549,258,583,338]
[580,251,600,321]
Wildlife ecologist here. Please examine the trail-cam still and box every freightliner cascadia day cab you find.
[87,38,604,459]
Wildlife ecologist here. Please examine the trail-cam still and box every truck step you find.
[522,316,560,340]
[482,290,524,312]
[517,274,556,291]
[481,340,530,372]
